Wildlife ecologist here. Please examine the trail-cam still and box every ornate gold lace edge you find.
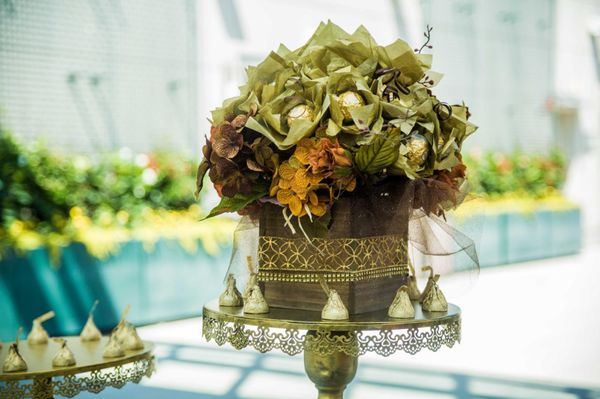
[0,357,155,399]
[202,316,461,357]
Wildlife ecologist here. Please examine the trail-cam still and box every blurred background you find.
[1,0,599,398]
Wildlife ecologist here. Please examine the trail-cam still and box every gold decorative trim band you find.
[258,265,408,283]
[258,234,408,278]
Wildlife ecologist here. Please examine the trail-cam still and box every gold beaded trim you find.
[258,234,408,283]
[258,265,408,283]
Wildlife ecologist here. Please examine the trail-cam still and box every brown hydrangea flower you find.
[212,123,243,159]
[197,110,274,204]
[209,157,252,197]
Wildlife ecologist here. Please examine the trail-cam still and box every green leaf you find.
[355,129,401,174]
[204,185,268,219]
[195,158,210,198]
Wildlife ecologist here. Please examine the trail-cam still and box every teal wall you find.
[0,240,230,341]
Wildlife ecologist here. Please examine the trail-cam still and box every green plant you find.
[0,127,232,261]
[464,149,567,198]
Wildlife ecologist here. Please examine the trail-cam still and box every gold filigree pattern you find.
[258,235,409,283]
[0,358,155,399]
[203,315,460,357]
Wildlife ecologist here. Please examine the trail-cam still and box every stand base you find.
[304,332,358,399]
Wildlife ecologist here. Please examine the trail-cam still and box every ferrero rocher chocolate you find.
[406,134,429,167]
[286,104,315,126]
[338,91,365,122]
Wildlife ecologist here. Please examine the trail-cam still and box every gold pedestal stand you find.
[203,299,461,398]
[0,337,155,399]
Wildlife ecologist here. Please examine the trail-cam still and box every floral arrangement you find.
[197,22,477,223]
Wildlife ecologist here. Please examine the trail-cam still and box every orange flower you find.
[306,138,353,175]
[269,138,357,218]
[270,158,329,217]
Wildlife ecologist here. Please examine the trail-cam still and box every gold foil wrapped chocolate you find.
[103,333,125,358]
[321,289,349,320]
[244,256,258,300]
[420,266,448,312]
[120,324,144,351]
[338,91,365,122]
[80,300,101,342]
[406,260,421,300]
[219,273,243,307]
[109,304,144,350]
[244,273,258,300]
[3,343,27,372]
[286,104,315,126]
[3,330,27,373]
[27,311,55,345]
[406,134,429,167]
[319,279,349,320]
[388,286,415,319]
[419,266,436,303]
[52,340,76,367]
[113,305,131,344]
[243,285,269,314]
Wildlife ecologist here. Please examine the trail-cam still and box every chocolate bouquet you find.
[197,22,478,314]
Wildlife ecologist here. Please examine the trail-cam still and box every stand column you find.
[303,332,358,399]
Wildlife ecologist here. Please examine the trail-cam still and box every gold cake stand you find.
[0,337,155,399]
[203,299,461,399]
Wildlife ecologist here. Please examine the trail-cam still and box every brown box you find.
[258,182,410,314]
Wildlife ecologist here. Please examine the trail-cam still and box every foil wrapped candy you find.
[420,266,448,312]
[219,273,243,307]
[52,339,76,367]
[104,305,144,357]
[320,279,349,321]
[103,333,125,358]
[80,300,101,342]
[338,91,365,122]
[27,311,55,345]
[3,329,27,373]
[243,285,269,314]
[388,286,415,319]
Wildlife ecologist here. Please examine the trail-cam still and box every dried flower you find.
[212,123,243,159]
[269,138,356,217]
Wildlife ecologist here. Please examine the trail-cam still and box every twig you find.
[415,25,433,53]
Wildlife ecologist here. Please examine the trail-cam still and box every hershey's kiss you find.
[27,311,55,345]
[286,104,315,127]
[406,134,429,167]
[103,333,125,358]
[52,340,76,367]
[321,289,349,320]
[388,286,415,319]
[338,91,365,122]
[3,343,27,372]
